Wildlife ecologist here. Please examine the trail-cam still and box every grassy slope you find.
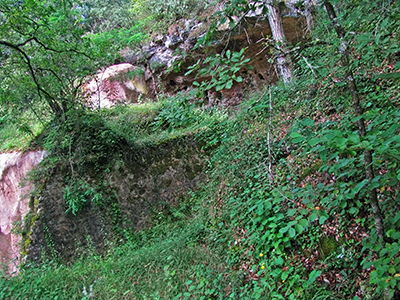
[1,218,224,299]
[1,81,399,299]
[0,98,230,299]
[0,111,46,152]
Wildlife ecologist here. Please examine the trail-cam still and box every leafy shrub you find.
[132,0,215,22]
[87,23,148,60]
[64,179,103,215]
[152,93,203,130]
[0,109,45,151]
[38,110,128,215]
[75,0,135,33]
[42,110,126,173]
[100,103,160,143]
[288,109,400,297]
[186,48,250,92]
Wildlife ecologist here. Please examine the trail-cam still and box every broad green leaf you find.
[235,76,243,83]
[306,270,322,286]
[353,179,369,194]
[225,80,233,89]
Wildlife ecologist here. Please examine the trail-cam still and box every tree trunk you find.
[303,0,316,33]
[286,0,316,33]
[323,0,385,242]
[265,0,293,84]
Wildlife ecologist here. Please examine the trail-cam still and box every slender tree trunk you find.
[323,0,385,242]
[287,0,316,33]
[265,0,293,84]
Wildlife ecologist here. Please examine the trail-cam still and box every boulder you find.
[84,63,150,109]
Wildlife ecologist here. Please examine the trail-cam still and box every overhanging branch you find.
[0,40,62,114]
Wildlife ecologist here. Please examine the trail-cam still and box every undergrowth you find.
[0,109,46,152]
[2,76,398,298]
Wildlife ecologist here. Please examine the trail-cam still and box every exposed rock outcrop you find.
[127,15,306,106]
[84,63,149,109]
[0,151,46,274]
[84,5,308,107]
[159,15,305,106]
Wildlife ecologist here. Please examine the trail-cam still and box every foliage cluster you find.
[87,21,148,61]
[191,0,400,298]
[37,110,127,215]
[0,0,148,120]
[205,85,399,298]
[290,109,400,296]
[35,97,224,216]
[152,92,205,130]
[99,102,161,144]
[132,0,215,29]
[186,48,250,93]
[0,108,45,151]
[74,0,135,33]
[63,179,104,216]
[0,0,103,116]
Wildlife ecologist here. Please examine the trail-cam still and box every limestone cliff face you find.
[0,151,46,274]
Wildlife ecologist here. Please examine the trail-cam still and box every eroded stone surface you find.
[0,151,46,274]
[160,16,305,106]
[84,63,149,109]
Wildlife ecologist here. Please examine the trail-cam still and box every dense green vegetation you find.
[1,0,399,299]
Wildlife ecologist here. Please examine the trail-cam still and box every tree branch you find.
[15,36,93,59]
[0,40,62,114]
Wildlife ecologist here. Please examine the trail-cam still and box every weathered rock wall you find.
[84,10,307,108]
[0,151,46,274]
[27,137,205,262]
[160,16,305,106]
